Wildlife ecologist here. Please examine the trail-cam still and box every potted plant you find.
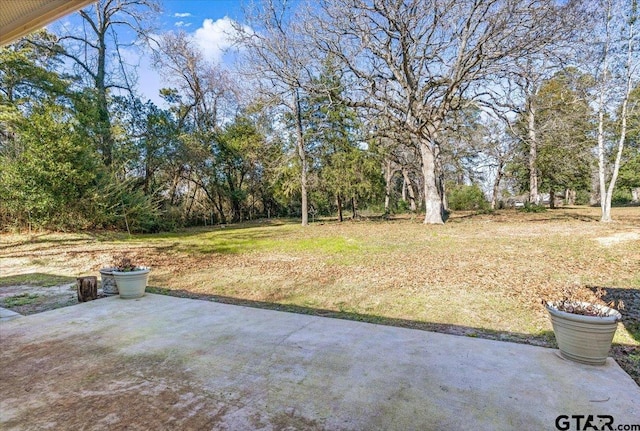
[545,299,622,365]
[111,255,150,299]
[99,267,118,295]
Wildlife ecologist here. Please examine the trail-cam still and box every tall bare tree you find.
[591,0,639,222]
[489,57,558,205]
[313,0,569,223]
[379,136,420,214]
[235,0,316,226]
[30,0,159,167]
[480,119,518,210]
[151,32,232,130]
[151,31,240,223]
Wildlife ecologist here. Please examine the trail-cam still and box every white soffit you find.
[0,0,95,46]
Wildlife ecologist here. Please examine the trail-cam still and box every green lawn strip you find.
[2,293,41,307]
[0,273,76,288]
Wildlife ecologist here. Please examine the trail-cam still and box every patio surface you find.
[1,293,638,430]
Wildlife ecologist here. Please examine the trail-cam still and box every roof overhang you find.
[1,0,95,47]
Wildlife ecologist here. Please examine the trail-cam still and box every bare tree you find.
[399,160,419,212]
[482,58,554,206]
[150,31,240,224]
[313,0,568,223]
[151,32,232,130]
[492,59,558,205]
[380,137,420,214]
[591,0,639,222]
[234,0,316,226]
[30,0,159,166]
[478,118,518,210]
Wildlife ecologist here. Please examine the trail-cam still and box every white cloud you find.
[174,21,191,27]
[173,12,192,17]
[193,17,248,63]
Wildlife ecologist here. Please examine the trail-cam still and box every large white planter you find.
[112,268,150,299]
[546,301,622,365]
[99,268,118,295]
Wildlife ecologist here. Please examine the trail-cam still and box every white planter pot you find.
[112,268,150,299]
[546,301,622,365]
[99,268,118,295]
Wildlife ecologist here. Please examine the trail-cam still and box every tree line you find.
[1,0,638,231]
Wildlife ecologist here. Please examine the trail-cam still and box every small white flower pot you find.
[112,268,150,299]
[546,301,622,365]
[99,268,118,295]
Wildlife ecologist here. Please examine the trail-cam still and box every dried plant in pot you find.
[545,298,622,365]
[111,255,150,300]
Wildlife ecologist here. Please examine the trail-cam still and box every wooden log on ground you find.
[77,276,98,302]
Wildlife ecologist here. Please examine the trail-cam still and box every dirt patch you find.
[0,332,329,431]
[0,283,109,316]
[0,335,230,430]
[595,231,640,246]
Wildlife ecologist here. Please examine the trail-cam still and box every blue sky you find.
[142,1,248,104]
[160,1,245,28]
[54,1,250,106]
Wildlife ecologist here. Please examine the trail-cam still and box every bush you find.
[519,202,547,213]
[90,177,162,233]
[396,199,411,213]
[447,184,489,211]
[612,188,633,205]
[575,190,591,206]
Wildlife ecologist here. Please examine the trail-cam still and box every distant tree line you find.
[1,0,638,231]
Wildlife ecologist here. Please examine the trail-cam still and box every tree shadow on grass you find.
[136,218,300,239]
[585,285,640,386]
[558,210,600,223]
[0,233,120,256]
[0,222,298,259]
[586,285,640,344]
[0,235,96,252]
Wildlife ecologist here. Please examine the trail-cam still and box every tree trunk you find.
[602,15,634,222]
[216,191,227,225]
[95,21,114,167]
[565,189,576,206]
[337,193,343,222]
[402,176,407,201]
[169,168,182,205]
[549,189,555,209]
[185,183,197,220]
[596,0,634,223]
[384,159,393,214]
[527,100,539,205]
[491,167,504,210]
[227,175,241,223]
[294,89,308,226]
[351,196,357,219]
[77,276,98,302]
[419,138,444,224]
[436,153,447,212]
[401,168,417,212]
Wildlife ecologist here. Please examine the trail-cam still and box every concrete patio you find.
[1,293,638,430]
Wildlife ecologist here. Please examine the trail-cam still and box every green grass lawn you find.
[1,206,639,381]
